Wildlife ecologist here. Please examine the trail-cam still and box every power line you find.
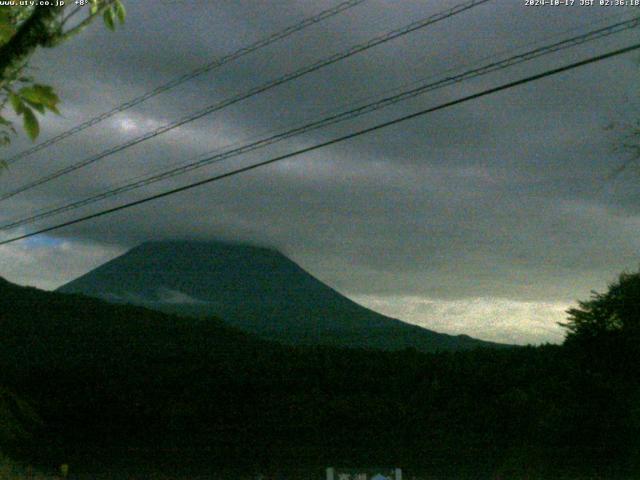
[2,15,638,232]
[4,0,368,166]
[1,42,638,246]
[0,0,492,202]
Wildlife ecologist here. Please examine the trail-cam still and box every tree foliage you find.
[561,269,640,342]
[0,1,125,150]
[0,386,40,447]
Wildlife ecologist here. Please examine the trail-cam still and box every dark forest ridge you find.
[1,274,637,477]
[58,240,504,352]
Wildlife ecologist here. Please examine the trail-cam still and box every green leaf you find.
[45,103,61,115]
[0,22,16,44]
[0,9,11,23]
[24,99,45,114]
[0,9,13,37]
[17,84,61,115]
[89,0,99,15]
[31,84,60,107]
[18,86,43,104]
[103,8,115,30]
[35,84,59,101]
[22,107,39,141]
[8,92,24,114]
[114,0,126,23]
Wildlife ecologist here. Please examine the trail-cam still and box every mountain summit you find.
[58,240,501,351]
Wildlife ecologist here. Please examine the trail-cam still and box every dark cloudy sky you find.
[2,0,640,344]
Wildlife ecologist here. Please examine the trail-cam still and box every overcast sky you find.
[1,0,640,344]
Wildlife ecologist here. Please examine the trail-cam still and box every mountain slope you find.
[58,240,502,351]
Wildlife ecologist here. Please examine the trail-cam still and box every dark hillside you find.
[1,278,638,477]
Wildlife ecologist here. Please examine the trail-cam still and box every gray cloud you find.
[1,0,640,344]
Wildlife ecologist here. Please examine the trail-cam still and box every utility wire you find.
[4,0,368,166]
[0,0,492,202]
[1,42,638,246]
[2,16,638,232]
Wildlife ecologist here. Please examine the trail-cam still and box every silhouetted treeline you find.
[1,277,638,478]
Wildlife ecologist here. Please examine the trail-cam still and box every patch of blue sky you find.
[23,235,64,249]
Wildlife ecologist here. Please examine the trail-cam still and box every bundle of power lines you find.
[1,0,638,245]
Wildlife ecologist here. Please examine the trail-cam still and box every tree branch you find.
[0,6,60,88]
[55,1,116,44]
